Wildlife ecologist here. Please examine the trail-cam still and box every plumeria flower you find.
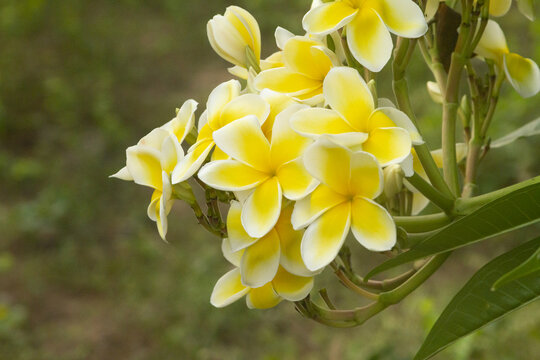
[404,145,468,214]
[254,35,339,105]
[198,105,318,238]
[111,99,198,239]
[302,0,427,72]
[172,80,270,183]
[488,0,534,20]
[208,6,261,72]
[210,238,314,309]
[291,67,421,167]
[226,202,318,287]
[292,138,396,271]
[475,20,540,98]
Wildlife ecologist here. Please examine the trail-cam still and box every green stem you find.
[378,252,451,304]
[455,175,540,214]
[406,173,455,213]
[442,0,475,196]
[302,253,450,327]
[394,212,452,233]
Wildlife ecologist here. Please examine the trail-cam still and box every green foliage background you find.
[0,1,538,359]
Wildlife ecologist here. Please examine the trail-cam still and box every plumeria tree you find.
[111,0,540,357]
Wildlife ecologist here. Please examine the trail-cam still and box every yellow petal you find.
[291,107,356,137]
[227,201,258,252]
[503,53,540,98]
[270,104,313,168]
[348,151,383,199]
[292,184,348,229]
[303,137,352,194]
[241,177,282,238]
[475,20,509,63]
[323,67,374,130]
[156,172,173,240]
[260,89,297,139]
[138,128,169,152]
[302,1,358,35]
[346,8,393,72]
[254,67,322,96]
[222,238,245,267]
[160,134,183,174]
[207,16,246,66]
[225,6,261,60]
[212,116,272,172]
[272,267,313,301]
[198,159,269,192]
[362,127,412,166]
[206,80,241,128]
[147,189,161,222]
[241,229,281,287]
[283,37,333,80]
[275,206,316,277]
[277,158,318,201]
[218,93,270,128]
[489,0,512,17]
[373,107,423,145]
[126,145,163,190]
[228,65,249,79]
[301,201,352,271]
[161,99,198,144]
[351,197,396,251]
[211,146,229,161]
[369,0,427,38]
[210,268,250,308]
[171,140,214,184]
[293,86,325,105]
[246,283,281,309]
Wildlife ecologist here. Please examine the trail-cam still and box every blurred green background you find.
[0,1,539,359]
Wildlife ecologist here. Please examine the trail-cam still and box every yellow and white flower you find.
[210,264,314,309]
[302,0,427,72]
[198,104,318,238]
[291,67,420,167]
[111,99,198,239]
[208,6,261,71]
[172,80,270,183]
[254,35,339,105]
[475,20,540,98]
[488,0,534,20]
[293,138,396,271]
[226,202,318,287]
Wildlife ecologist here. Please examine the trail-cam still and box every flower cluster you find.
[112,0,539,311]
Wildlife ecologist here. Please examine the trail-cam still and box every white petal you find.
[210,268,250,308]
[110,166,133,181]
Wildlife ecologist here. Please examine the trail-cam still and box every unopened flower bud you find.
[383,165,405,199]
[207,6,261,69]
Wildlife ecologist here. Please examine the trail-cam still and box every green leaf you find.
[491,118,540,148]
[492,245,540,290]
[414,236,540,360]
[366,181,540,279]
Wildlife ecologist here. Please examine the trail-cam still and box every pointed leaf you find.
[366,180,540,279]
[491,118,540,148]
[414,236,540,360]
[492,245,540,290]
